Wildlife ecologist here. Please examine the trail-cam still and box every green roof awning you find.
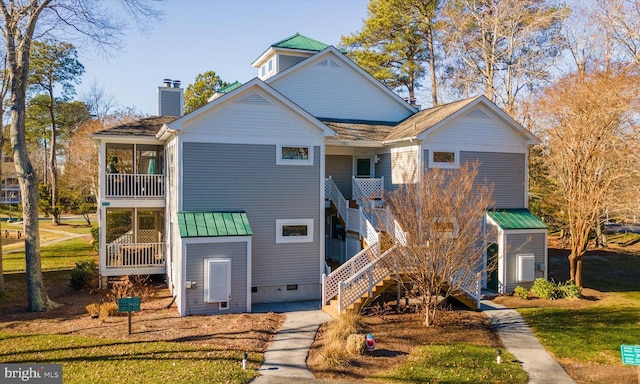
[487,210,547,230]
[178,212,252,238]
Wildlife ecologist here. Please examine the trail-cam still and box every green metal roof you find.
[178,212,252,238]
[487,210,547,230]
[218,81,243,94]
[271,33,329,51]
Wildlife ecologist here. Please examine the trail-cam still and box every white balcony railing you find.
[105,174,164,198]
[106,242,165,268]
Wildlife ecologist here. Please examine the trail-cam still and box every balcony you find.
[106,241,165,269]
[105,173,164,198]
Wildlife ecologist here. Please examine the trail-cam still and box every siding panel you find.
[326,155,353,199]
[182,143,321,296]
[184,242,247,315]
[270,56,413,122]
[461,152,525,209]
[505,232,546,292]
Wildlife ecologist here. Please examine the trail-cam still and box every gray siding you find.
[182,143,321,294]
[279,55,307,72]
[461,152,525,209]
[184,242,248,315]
[375,153,392,192]
[505,232,546,292]
[326,155,353,199]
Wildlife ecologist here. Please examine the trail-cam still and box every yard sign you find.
[621,345,640,366]
[118,297,141,335]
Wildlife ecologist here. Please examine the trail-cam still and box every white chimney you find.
[158,78,184,117]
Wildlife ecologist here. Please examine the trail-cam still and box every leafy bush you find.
[531,278,559,300]
[70,260,98,290]
[513,286,530,299]
[557,280,581,299]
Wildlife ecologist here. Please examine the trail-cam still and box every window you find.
[268,59,273,72]
[261,65,265,77]
[276,145,313,165]
[433,218,458,239]
[276,219,314,243]
[430,150,459,168]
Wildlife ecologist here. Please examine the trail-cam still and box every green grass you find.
[521,247,640,366]
[0,333,259,384]
[377,343,527,384]
[3,237,96,273]
[518,300,640,364]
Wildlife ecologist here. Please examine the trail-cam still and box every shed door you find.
[204,258,231,303]
[487,243,499,292]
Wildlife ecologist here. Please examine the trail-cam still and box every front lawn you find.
[0,333,259,384]
[378,343,527,383]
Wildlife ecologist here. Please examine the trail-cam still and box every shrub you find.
[558,280,581,299]
[86,303,101,318]
[531,278,559,300]
[99,302,119,320]
[346,334,365,355]
[70,260,98,290]
[107,275,153,302]
[90,226,99,251]
[513,286,530,299]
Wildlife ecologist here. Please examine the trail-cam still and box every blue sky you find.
[76,0,369,116]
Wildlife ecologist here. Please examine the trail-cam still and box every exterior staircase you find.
[322,177,482,318]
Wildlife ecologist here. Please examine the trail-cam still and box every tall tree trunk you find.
[48,93,59,225]
[10,95,55,311]
[426,27,438,106]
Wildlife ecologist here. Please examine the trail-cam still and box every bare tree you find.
[597,0,640,63]
[382,163,494,326]
[81,80,116,119]
[533,67,640,286]
[0,0,163,312]
[441,0,568,116]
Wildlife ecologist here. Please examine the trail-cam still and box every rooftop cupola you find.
[252,33,329,80]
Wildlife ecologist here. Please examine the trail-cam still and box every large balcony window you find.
[105,143,164,198]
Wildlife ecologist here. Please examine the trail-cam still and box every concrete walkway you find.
[251,301,337,384]
[482,300,576,384]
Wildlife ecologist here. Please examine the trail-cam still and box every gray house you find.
[92,33,546,316]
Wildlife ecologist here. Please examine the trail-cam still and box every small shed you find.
[177,211,252,316]
[486,210,548,294]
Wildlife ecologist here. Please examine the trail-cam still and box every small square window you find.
[276,219,313,243]
[287,284,298,291]
[276,145,313,166]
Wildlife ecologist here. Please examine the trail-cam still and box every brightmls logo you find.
[0,364,61,384]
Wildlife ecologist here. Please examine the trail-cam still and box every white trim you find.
[276,145,314,166]
[276,218,314,243]
[319,144,326,284]
[429,150,460,169]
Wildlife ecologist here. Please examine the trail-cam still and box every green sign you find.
[118,297,141,312]
[621,345,640,366]
[101,201,110,206]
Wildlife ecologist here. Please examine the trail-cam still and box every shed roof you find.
[178,212,252,238]
[487,210,547,230]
